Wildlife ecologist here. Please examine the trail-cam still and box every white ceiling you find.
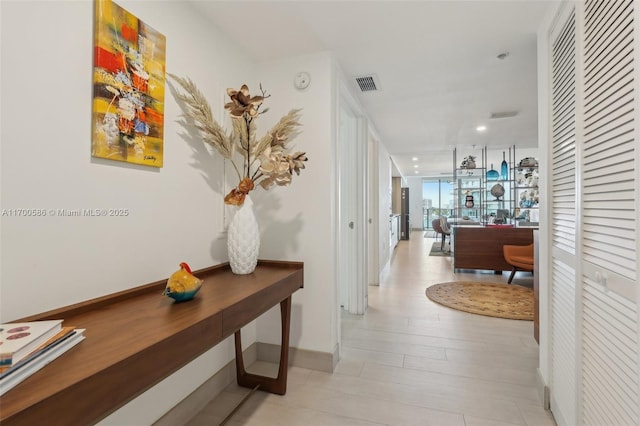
[189,1,557,177]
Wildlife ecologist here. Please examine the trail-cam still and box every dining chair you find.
[438,216,452,250]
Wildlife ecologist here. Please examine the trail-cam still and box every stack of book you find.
[0,319,85,396]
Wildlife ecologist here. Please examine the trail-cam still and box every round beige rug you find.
[426,281,534,320]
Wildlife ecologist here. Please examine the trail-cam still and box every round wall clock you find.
[294,72,311,90]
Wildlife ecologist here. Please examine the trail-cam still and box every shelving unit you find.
[453,147,539,227]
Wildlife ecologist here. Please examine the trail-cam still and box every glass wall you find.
[422,178,454,230]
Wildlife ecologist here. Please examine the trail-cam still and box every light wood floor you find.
[187,232,556,426]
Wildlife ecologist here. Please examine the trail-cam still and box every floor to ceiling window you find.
[422,178,453,230]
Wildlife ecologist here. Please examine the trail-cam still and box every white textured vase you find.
[227,195,260,274]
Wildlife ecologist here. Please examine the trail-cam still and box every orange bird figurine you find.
[163,262,203,302]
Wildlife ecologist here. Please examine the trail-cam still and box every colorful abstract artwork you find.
[92,0,166,167]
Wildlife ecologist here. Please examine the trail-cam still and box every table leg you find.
[234,296,292,395]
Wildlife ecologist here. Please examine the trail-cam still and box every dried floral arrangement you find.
[168,74,308,206]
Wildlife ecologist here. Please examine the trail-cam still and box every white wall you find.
[0,0,254,322]
[0,2,252,423]
[0,1,334,424]
[248,52,338,354]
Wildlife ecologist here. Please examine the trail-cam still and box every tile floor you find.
[187,232,556,426]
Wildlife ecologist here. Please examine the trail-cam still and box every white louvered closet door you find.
[580,0,639,424]
[549,5,578,426]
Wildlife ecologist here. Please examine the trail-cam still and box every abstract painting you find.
[91,0,166,167]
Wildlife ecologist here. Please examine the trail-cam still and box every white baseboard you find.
[153,343,336,425]
[380,260,391,283]
[536,368,550,409]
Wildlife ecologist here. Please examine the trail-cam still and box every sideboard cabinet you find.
[453,227,533,271]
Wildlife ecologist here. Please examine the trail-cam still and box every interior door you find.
[338,103,356,310]
[579,0,639,423]
[368,135,379,286]
[338,97,367,315]
[549,5,579,425]
[546,1,640,425]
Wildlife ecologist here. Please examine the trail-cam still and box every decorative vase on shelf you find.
[227,196,260,274]
[465,194,475,208]
[490,183,505,201]
[486,164,499,181]
[519,157,538,168]
[500,151,509,180]
[461,155,476,169]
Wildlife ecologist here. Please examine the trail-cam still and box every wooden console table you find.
[0,260,303,425]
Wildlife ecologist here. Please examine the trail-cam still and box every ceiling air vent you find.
[490,111,518,119]
[354,74,380,92]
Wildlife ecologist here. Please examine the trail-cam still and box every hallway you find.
[188,233,555,425]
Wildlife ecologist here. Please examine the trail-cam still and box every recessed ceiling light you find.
[413,164,418,168]
[412,157,418,161]
[476,125,487,132]
[414,170,419,174]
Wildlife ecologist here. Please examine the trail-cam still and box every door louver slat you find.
[584,87,633,127]
[584,134,634,160]
[583,60,633,108]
